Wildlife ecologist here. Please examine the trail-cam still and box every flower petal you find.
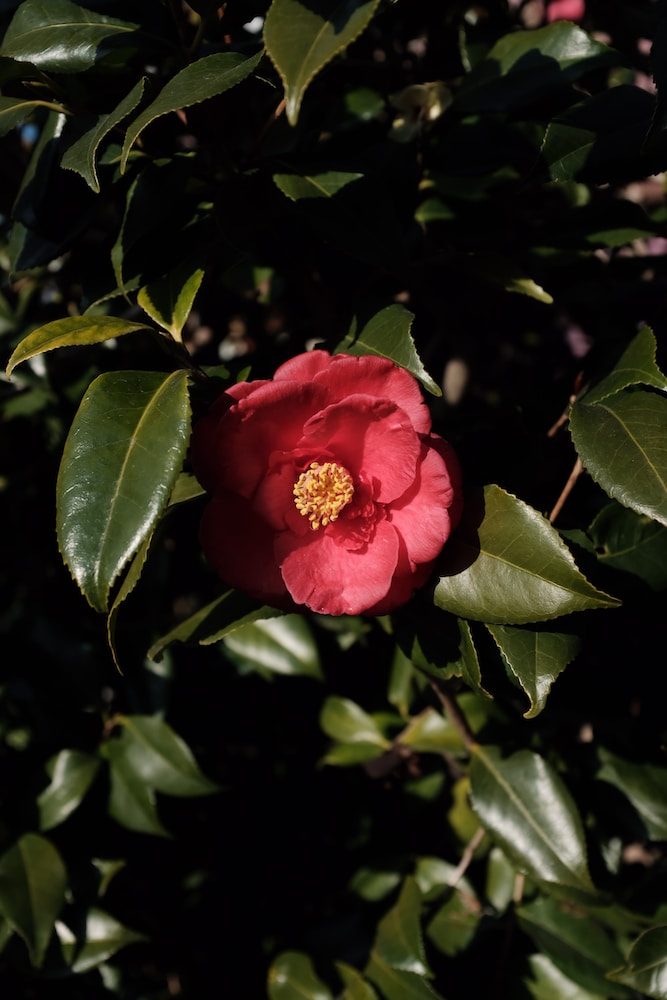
[278,519,399,615]
[300,395,420,503]
[273,350,332,382]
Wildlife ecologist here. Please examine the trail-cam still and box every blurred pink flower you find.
[546,0,585,22]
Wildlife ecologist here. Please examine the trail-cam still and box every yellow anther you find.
[293,462,354,530]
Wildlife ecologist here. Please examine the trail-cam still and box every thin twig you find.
[549,457,583,524]
[423,674,476,751]
[447,827,486,888]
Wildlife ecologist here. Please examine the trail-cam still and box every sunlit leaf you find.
[525,953,608,1000]
[365,954,443,1000]
[268,950,333,1000]
[6,315,152,378]
[486,624,581,718]
[582,328,667,405]
[138,259,205,341]
[38,750,101,830]
[335,303,440,396]
[56,369,191,612]
[374,877,430,977]
[223,614,323,680]
[0,834,67,967]
[56,908,146,972]
[320,696,390,748]
[469,745,595,893]
[264,0,380,125]
[335,961,379,1000]
[0,96,64,137]
[111,715,219,797]
[104,738,169,838]
[273,171,363,200]
[570,387,667,527]
[434,485,619,624]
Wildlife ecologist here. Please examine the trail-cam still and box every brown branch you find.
[549,457,583,524]
[424,674,476,751]
[447,827,486,889]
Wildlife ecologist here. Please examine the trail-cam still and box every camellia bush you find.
[4,0,667,996]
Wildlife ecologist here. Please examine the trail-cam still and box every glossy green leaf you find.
[525,953,607,1000]
[320,742,386,766]
[582,328,667,405]
[104,739,169,838]
[56,369,191,612]
[335,962,379,1000]
[223,614,323,680]
[168,471,206,506]
[121,50,262,171]
[399,707,461,754]
[597,749,667,841]
[320,696,390,748]
[0,834,67,967]
[469,745,595,893]
[434,485,619,624]
[455,22,619,113]
[336,304,440,396]
[517,897,630,999]
[485,847,516,915]
[264,0,380,125]
[61,78,147,193]
[56,908,146,972]
[365,954,442,1000]
[589,503,667,591]
[273,171,363,200]
[459,253,553,304]
[106,530,154,671]
[374,877,430,977]
[570,388,667,527]
[486,624,581,718]
[458,618,491,698]
[38,750,101,830]
[268,950,333,1000]
[349,867,402,902]
[138,259,205,341]
[6,315,153,378]
[148,591,284,661]
[0,96,64,137]
[427,887,481,957]
[608,926,667,998]
[387,645,414,716]
[541,122,597,181]
[111,715,218,797]
[1,0,139,72]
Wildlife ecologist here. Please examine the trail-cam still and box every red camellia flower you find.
[191,351,462,616]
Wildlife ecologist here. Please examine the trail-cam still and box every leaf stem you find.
[424,674,476,751]
[549,457,583,523]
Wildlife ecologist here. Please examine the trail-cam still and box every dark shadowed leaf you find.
[434,485,619,623]
[111,716,218,797]
[106,530,154,671]
[458,619,491,698]
[56,369,191,612]
[268,950,333,1000]
[61,78,148,192]
[0,96,64,136]
[56,908,147,972]
[518,897,631,999]
[570,388,667,527]
[581,327,667,404]
[0,834,67,967]
[104,739,169,838]
[427,887,481,957]
[273,171,363,200]
[6,315,153,378]
[223,614,323,679]
[589,503,667,591]
[147,590,284,661]
[486,624,581,718]
[469,745,595,893]
[335,962,379,1000]
[597,749,667,841]
[608,926,667,998]
[335,304,440,396]
[264,0,380,125]
[1,0,140,72]
[38,750,101,830]
[120,50,262,170]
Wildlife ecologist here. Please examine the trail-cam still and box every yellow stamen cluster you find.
[293,461,354,530]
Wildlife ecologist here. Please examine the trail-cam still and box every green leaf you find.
[273,171,363,200]
[120,50,262,171]
[267,950,333,1000]
[61,78,148,193]
[147,590,284,661]
[0,96,65,137]
[264,0,381,125]
[335,962,379,1000]
[335,304,440,396]
[138,259,205,341]
[168,471,206,506]
[469,745,595,894]
[38,750,101,830]
[486,624,581,718]
[103,739,169,838]
[517,897,631,999]
[56,369,191,612]
[525,953,608,1000]
[0,834,67,967]
[374,877,430,977]
[399,707,461,754]
[320,742,387,766]
[608,926,667,999]
[458,618,491,698]
[5,315,153,378]
[365,954,443,1000]
[597,749,667,841]
[582,328,667,405]
[570,388,667,527]
[434,485,619,624]
[320,696,390,748]
[458,253,553,304]
[56,908,146,973]
[106,530,154,671]
[541,122,598,182]
[111,715,219,797]
[1,0,140,72]
[589,503,667,591]
[223,614,323,680]
[427,888,481,957]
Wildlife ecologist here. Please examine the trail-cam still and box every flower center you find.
[293,461,354,530]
